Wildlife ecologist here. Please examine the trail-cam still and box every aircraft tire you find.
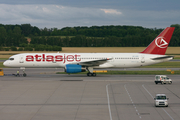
[92,73,96,76]
[87,73,96,77]
[87,73,91,76]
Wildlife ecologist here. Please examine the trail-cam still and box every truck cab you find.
[0,68,4,76]
[154,94,169,107]
[155,75,172,84]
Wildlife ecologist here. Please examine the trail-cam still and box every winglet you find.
[140,27,175,55]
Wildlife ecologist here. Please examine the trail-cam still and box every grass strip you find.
[140,62,180,68]
[0,58,7,60]
[0,62,6,68]
[56,70,180,75]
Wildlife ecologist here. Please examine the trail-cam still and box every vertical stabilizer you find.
[141,27,175,55]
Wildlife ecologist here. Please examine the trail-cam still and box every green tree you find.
[18,47,24,51]
[10,46,17,51]
[0,26,7,46]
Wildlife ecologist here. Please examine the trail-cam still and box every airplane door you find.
[19,55,24,63]
[141,55,145,63]
[109,57,114,62]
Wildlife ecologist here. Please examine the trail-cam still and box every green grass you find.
[0,62,5,68]
[141,62,180,68]
[0,58,7,60]
[174,57,180,59]
[57,70,180,75]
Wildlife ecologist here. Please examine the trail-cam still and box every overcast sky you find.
[0,0,179,29]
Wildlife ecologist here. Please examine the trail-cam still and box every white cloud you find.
[101,9,122,15]
[0,4,111,28]
[0,4,179,29]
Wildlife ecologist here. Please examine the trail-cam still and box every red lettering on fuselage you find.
[35,54,41,62]
[26,55,34,61]
[67,55,74,62]
[55,55,63,62]
[25,54,81,63]
[46,55,54,62]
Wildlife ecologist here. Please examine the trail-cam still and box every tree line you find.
[0,24,180,51]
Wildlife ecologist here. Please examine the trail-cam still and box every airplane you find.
[3,27,175,77]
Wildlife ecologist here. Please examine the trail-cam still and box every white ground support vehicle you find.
[154,94,169,107]
[155,75,172,84]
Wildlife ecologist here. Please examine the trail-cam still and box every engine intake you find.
[65,64,86,73]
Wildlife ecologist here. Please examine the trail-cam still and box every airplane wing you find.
[70,58,113,67]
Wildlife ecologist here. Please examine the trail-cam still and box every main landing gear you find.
[87,72,96,76]
[86,67,96,77]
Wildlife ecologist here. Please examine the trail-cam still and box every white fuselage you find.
[3,53,172,68]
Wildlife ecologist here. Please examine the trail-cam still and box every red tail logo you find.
[141,27,175,55]
[155,37,168,48]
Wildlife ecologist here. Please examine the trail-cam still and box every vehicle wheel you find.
[170,81,172,84]
[155,82,158,84]
[166,105,168,107]
[23,73,27,77]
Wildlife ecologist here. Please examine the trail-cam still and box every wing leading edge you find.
[70,57,113,67]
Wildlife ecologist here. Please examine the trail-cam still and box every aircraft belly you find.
[21,62,63,68]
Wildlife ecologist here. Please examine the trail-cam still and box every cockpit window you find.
[9,58,14,61]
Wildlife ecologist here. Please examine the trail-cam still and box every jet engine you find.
[65,64,86,73]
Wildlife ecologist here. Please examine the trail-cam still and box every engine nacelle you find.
[65,64,86,73]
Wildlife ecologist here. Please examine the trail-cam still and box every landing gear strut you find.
[21,67,27,77]
[86,67,96,77]
[23,70,27,77]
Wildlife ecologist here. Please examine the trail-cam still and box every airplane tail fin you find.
[140,27,175,55]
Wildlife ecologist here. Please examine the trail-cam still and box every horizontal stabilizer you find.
[151,56,174,60]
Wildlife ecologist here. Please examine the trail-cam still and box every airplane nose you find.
[3,61,8,67]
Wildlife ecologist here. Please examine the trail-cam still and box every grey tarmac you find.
[0,68,180,120]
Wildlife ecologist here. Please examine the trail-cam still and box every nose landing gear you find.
[23,70,27,77]
[20,67,27,77]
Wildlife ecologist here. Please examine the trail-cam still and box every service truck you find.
[155,75,172,84]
